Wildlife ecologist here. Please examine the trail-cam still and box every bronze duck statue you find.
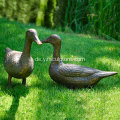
[42,34,118,88]
[3,29,42,86]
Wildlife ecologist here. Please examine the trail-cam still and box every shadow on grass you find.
[32,79,86,119]
[0,78,29,120]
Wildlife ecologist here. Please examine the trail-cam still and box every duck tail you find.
[5,47,11,54]
[96,71,118,78]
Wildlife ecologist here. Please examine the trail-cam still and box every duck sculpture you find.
[42,34,117,88]
[3,29,42,86]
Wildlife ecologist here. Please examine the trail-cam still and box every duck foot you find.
[7,75,12,87]
[22,78,26,86]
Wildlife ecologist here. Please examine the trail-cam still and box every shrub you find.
[53,0,68,28]
[44,0,56,28]
[88,0,120,40]
[0,0,5,17]
[65,0,88,33]
[36,0,48,26]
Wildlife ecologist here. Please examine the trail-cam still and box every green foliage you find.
[0,0,5,17]
[53,0,68,28]
[44,0,56,28]
[17,0,33,23]
[4,0,15,20]
[0,0,119,40]
[36,0,48,26]
[0,0,57,27]
[65,0,88,33]
[29,0,40,23]
[87,0,120,40]
[64,0,120,40]
[0,18,120,120]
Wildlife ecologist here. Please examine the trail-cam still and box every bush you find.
[44,0,56,28]
[0,0,5,17]
[0,0,119,40]
[17,0,34,23]
[0,0,57,26]
[53,0,68,28]
[64,0,88,33]
[36,0,48,26]
[88,0,120,40]
[64,0,120,40]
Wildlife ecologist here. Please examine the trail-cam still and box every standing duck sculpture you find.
[3,29,42,86]
[42,34,117,88]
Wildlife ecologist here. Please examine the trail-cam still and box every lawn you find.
[0,18,120,120]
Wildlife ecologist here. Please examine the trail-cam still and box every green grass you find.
[0,18,120,120]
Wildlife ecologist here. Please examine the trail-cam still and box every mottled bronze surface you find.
[3,29,42,86]
[42,34,118,88]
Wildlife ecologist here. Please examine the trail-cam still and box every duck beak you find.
[34,35,42,45]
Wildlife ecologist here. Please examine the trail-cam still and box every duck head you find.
[42,34,61,46]
[26,29,42,45]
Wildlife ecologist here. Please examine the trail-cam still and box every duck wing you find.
[59,64,101,77]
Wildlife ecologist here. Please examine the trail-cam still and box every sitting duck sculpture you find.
[4,29,42,86]
[42,34,117,88]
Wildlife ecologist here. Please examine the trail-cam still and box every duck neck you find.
[53,43,61,62]
[22,37,32,57]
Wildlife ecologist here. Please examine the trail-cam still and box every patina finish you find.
[3,29,42,86]
[42,34,118,88]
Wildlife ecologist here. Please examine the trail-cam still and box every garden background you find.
[0,0,120,40]
[0,0,120,120]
